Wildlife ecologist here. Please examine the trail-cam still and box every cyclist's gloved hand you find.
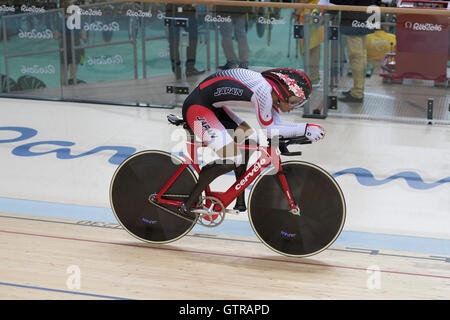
[305,123,325,142]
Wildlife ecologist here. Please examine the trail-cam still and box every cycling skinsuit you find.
[182,68,306,156]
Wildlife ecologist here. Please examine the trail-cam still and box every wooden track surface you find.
[0,212,449,300]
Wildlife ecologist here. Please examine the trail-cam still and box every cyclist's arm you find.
[272,108,304,127]
[272,108,308,136]
[253,95,306,138]
[273,110,325,141]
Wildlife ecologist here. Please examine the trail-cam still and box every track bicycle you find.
[109,114,346,257]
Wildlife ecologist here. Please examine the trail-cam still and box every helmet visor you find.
[288,95,307,109]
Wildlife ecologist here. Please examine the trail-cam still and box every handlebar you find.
[268,135,312,157]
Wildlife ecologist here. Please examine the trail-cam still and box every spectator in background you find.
[296,0,324,87]
[165,3,205,79]
[56,0,87,85]
[330,0,377,103]
[215,1,251,70]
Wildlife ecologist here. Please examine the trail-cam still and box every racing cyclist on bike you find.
[178,67,325,218]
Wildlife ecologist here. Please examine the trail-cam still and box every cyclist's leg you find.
[168,22,181,79]
[179,105,242,215]
[222,106,257,211]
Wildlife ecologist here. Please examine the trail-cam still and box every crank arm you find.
[148,194,196,223]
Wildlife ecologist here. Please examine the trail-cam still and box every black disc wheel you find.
[110,150,198,244]
[248,161,346,257]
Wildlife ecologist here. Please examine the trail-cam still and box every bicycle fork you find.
[276,171,301,216]
[270,146,301,216]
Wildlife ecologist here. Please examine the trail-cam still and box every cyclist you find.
[179,67,325,217]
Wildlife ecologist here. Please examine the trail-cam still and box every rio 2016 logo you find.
[404,21,443,32]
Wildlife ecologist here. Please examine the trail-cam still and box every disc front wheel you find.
[248,161,346,257]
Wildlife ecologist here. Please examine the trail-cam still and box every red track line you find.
[1,229,450,280]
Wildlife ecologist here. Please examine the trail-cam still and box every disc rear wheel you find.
[110,150,198,244]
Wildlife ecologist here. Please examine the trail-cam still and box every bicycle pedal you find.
[177,203,196,220]
[233,204,247,212]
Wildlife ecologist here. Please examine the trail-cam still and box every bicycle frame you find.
[154,139,299,212]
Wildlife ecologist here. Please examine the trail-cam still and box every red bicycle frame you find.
[155,140,298,211]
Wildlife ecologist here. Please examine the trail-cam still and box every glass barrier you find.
[1,7,64,98]
[328,1,449,124]
[0,1,449,123]
[60,2,141,104]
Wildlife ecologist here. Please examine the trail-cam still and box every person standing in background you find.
[330,0,376,103]
[165,3,205,79]
[216,1,251,70]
